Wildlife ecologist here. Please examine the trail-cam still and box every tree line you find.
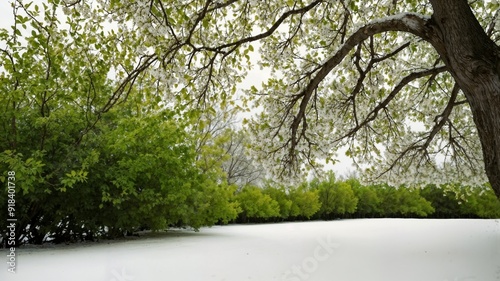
[233,172,500,223]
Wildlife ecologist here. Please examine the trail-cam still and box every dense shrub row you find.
[232,173,500,223]
[0,109,240,247]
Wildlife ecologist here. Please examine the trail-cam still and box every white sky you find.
[0,1,14,44]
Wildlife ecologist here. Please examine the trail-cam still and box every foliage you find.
[38,0,499,191]
[235,181,321,222]
[234,185,280,222]
[232,173,499,223]
[262,183,293,220]
[288,183,321,219]
[350,179,382,218]
[421,183,500,218]
[194,111,264,188]
[460,186,500,218]
[311,172,359,219]
[420,184,465,218]
[93,110,239,231]
[0,1,238,245]
[374,184,434,217]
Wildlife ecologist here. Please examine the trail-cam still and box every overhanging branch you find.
[288,13,433,158]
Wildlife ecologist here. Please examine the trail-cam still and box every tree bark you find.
[428,0,500,198]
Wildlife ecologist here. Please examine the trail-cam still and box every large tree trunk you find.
[428,0,500,199]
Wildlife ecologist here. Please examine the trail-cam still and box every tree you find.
[350,179,382,218]
[234,185,280,222]
[421,183,500,218]
[427,0,500,199]
[393,186,434,217]
[3,1,500,196]
[0,1,239,245]
[370,183,434,217]
[453,186,487,218]
[190,105,263,188]
[459,185,500,218]
[92,110,239,232]
[288,183,321,219]
[221,129,264,187]
[313,172,358,219]
[262,182,293,220]
[420,184,466,218]
[46,0,499,197]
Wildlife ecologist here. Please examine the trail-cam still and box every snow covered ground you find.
[2,219,500,281]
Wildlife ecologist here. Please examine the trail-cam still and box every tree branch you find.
[288,13,433,158]
[336,66,447,142]
[202,0,324,52]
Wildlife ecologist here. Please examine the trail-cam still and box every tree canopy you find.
[9,0,494,196]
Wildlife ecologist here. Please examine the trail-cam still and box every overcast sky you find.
[0,1,14,39]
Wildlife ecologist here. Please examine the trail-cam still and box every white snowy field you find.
[2,219,500,281]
